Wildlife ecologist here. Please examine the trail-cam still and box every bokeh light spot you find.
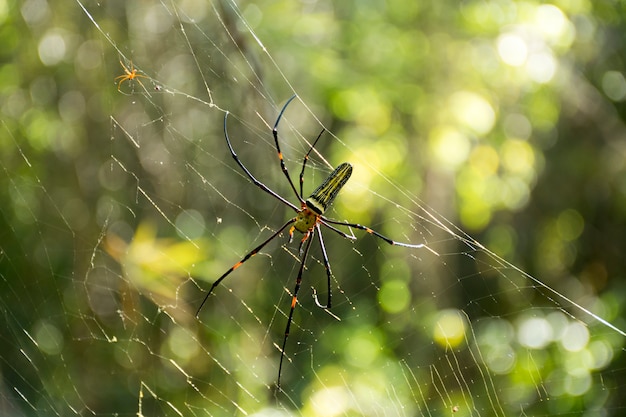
[378,280,411,314]
[429,126,470,170]
[518,316,552,349]
[497,33,527,67]
[450,91,496,135]
[556,209,584,242]
[602,71,626,102]
[561,322,589,352]
[433,310,466,348]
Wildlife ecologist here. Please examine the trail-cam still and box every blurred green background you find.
[1,0,626,415]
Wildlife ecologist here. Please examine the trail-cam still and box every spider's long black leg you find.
[298,128,325,199]
[311,223,332,309]
[196,218,296,318]
[272,95,303,203]
[276,228,314,390]
[224,112,299,212]
[322,218,439,255]
[319,219,357,240]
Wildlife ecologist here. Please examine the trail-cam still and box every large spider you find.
[196,96,432,389]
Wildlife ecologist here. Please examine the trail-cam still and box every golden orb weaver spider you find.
[196,95,431,390]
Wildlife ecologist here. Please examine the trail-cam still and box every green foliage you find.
[2,0,626,415]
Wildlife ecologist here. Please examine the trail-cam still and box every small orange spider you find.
[114,60,148,92]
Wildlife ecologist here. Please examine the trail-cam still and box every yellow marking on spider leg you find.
[233,261,244,270]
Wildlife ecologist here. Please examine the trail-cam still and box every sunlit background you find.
[2,0,626,415]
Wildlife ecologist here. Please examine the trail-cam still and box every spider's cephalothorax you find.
[196,96,431,390]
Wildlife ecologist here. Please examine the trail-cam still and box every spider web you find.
[2,0,626,416]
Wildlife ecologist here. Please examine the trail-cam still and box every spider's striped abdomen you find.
[305,162,353,215]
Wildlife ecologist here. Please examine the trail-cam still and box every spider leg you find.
[116,78,128,91]
[117,76,147,93]
[224,112,299,212]
[118,60,131,74]
[311,223,332,309]
[133,76,147,92]
[272,95,303,202]
[320,219,357,240]
[277,227,314,390]
[323,218,439,254]
[298,128,326,199]
[195,218,296,317]
[115,61,132,91]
